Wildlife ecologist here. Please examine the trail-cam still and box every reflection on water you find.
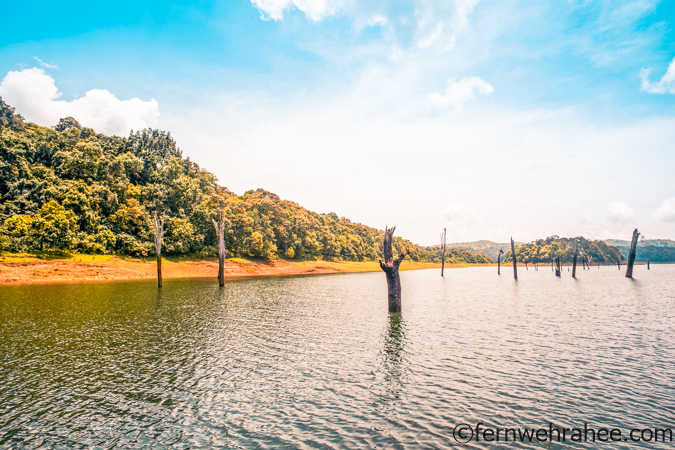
[1,266,675,448]
[382,313,406,384]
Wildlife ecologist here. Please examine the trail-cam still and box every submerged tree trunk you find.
[572,241,578,278]
[153,212,165,288]
[211,208,228,286]
[625,228,640,278]
[511,237,517,280]
[379,226,408,313]
[555,257,561,277]
[648,261,650,270]
[498,246,504,275]
[440,227,446,277]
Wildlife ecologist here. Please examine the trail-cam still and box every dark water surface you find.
[1,266,674,448]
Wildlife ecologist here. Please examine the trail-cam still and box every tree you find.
[625,228,640,278]
[152,212,165,288]
[0,97,24,130]
[497,245,504,275]
[379,226,408,313]
[30,201,78,251]
[212,208,227,286]
[511,237,517,280]
[440,227,446,277]
[54,117,82,132]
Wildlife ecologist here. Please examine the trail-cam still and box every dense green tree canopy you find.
[502,236,623,264]
[0,102,490,263]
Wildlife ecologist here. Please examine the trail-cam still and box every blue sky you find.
[1,0,674,243]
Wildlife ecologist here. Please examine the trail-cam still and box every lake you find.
[1,265,674,448]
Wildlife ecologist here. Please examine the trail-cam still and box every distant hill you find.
[446,240,523,263]
[604,239,675,247]
[604,239,675,262]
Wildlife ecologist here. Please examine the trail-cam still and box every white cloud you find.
[606,201,635,224]
[33,57,59,69]
[0,68,159,136]
[640,57,675,94]
[251,0,344,21]
[428,76,493,108]
[655,198,675,223]
[250,0,479,49]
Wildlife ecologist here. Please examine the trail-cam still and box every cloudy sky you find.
[1,0,674,244]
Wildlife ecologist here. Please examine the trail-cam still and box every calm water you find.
[1,265,674,449]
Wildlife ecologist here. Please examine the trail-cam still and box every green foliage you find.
[502,236,623,264]
[0,102,488,263]
[54,117,81,132]
[426,245,492,264]
[608,241,675,263]
[0,97,24,131]
[29,200,78,251]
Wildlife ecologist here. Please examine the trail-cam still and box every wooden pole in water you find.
[440,227,446,277]
[511,237,517,280]
[555,257,561,277]
[498,248,503,274]
[572,240,578,278]
[211,208,228,286]
[379,226,408,313]
[625,228,640,278]
[152,211,165,288]
[648,261,650,270]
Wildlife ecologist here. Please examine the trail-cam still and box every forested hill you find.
[604,239,675,263]
[0,98,492,263]
[502,236,624,264]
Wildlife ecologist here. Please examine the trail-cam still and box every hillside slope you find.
[604,239,675,262]
[446,240,521,262]
[0,99,490,263]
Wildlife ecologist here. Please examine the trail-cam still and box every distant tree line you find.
[0,98,491,263]
[611,244,675,263]
[502,236,623,265]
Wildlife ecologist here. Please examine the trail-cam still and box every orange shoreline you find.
[0,255,444,285]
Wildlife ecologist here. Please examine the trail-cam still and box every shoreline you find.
[0,254,450,285]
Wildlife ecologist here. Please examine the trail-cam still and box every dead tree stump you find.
[555,257,561,277]
[498,246,504,275]
[511,237,517,280]
[152,212,165,288]
[625,228,640,278]
[211,208,228,286]
[440,227,446,277]
[572,241,578,278]
[379,226,408,313]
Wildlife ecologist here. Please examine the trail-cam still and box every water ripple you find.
[1,266,674,448]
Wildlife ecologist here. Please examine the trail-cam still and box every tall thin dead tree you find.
[440,227,446,277]
[511,237,518,280]
[152,212,165,288]
[497,246,504,275]
[379,226,408,313]
[211,208,228,286]
[625,228,640,278]
[572,240,579,278]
